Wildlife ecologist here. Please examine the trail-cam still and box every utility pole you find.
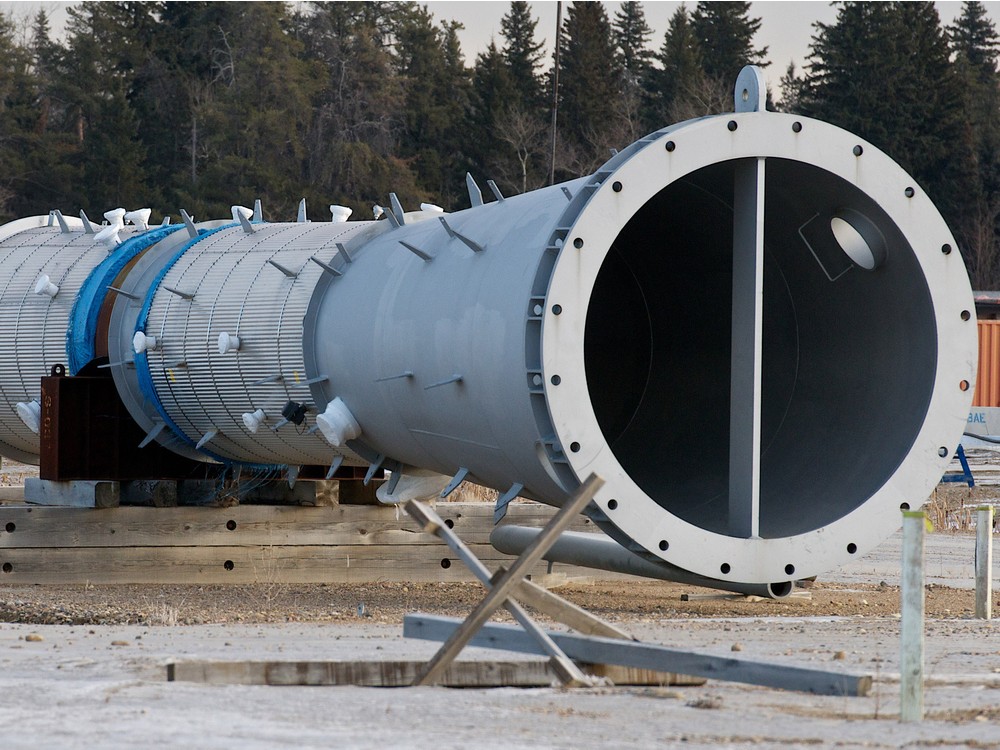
[548,1,562,186]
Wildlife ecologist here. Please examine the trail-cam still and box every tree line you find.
[1,2,999,287]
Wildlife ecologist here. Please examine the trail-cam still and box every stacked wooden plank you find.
[0,502,610,585]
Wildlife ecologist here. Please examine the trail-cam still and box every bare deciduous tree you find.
[493,104,548,195]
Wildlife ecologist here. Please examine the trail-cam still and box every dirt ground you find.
[0,578,990,627]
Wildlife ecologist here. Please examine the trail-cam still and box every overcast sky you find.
[3,1,999,93]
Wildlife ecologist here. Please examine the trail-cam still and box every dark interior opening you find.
[584,158,937,538]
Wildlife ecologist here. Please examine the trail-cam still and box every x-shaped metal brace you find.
[405,473,633,687]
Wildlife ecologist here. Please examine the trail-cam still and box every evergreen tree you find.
[0,9,83,220]
[393,6,472,207]
[949,0,999,73]
[612,1,653,140]
[557,2,621,172]
[154,2,318,220]
[800,2,977,278]
[0,11,32,220]
[613,2,653,78]
[777,62,803,113]
[948,1,1000,286]
[470,41,513,174]
[294,2,414,216]
[500,1,544,111]
[691,1,768,82]
[470,41,547,195]
[55,2,157,215]
[646,4,707,125]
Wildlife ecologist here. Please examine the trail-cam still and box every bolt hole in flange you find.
[658,540,669,551]
[607,498,618,510]
[444,519,455,529]
[784,564,795,575]
[4,522,14,533]
[720,563,731,574]
[226,519,237,531]
[847,543,858,554]
[440,558,452,569]
[223,560,235,571]
[2,562,11,573]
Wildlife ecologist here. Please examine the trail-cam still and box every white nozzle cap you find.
[329,205,352,223]
[34,275,59,297]
[315,397,361,447]
[103,207,126,224]
[420,203,445,213]
[376,471,452,505]
[16,400,41,434]
[94,223,122,248]
[133,331,157,353]
[218,332,241,354]
[124,208,152,229]
[242,408,266,433]
[231,205,253,222]
[372,205,384,219]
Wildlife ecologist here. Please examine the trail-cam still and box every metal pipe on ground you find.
[491,525,793,599]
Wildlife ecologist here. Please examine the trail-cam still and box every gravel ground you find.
[0,578,992,627]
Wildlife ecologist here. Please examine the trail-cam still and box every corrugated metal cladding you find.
[975,320,1000,407]
[143,222,365,467]
[0,227,138,463]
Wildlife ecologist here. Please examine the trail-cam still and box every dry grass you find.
[924,485,999,532]
[447,481,500,503]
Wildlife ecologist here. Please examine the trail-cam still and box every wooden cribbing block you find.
[0,502,626,585]
[167,659,705,687]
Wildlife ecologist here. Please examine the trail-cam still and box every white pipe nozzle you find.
[16,400,41,434]
[329,205,353,223]
[124,208,152,230]
[133,331,158,353]
[34,275,59,297]
[218,332,241,354]
[242,408,266,433]
[103,207,126,224]
[231,205,253,222]
[315,397,362,447]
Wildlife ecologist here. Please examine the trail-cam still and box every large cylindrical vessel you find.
[0,70,977,590]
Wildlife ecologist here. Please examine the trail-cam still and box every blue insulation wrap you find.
[66,225,182,374]
[132,224,281,471]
